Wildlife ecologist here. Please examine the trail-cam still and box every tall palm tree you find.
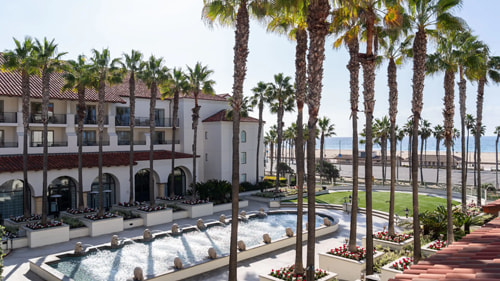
[465,113,475,183]
[1,37,37,218]
[139,55,170,207]
[267,73,295,191]
[396,126,406,182]
[406,0,464,262]
[90,48,123,217]
[122,50,143,204]
[265,127,278,175]
[162,68,189,197]
[250,81,269,184]
[473,48,500,206]
[403,118,413,182]
[433,124,444,185]
[186,62,215,188]
[426,29,462,245]
[33,38,67,224]
[471,124,485,188]
[373,116,390,185]
[62,55,95,210]
[318,116,335,182]
[495,126,500,189]
[419,119,432,185]
[305,0,330,279]
[331,0,361,254]
[202,1,268,279]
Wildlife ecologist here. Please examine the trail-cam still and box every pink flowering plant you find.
[66,208,96,214]
[390,257,413,271]
[84,212,118,221]
[328,244,375,261]
[25,220,62,230]
[137,205,167,212]
[373,231,412,243]
[181,199,209,205]
[118,201,143,207]
[428,239,447,250]
[269,264,328,281]
[9,214,41,223]
[157,195,184,201]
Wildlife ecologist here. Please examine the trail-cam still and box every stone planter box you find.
[380,256,411,281]
[173,210,188,220]
[69,227,90,239]
[60,211,96,219]
[269,200,280,208]
[318,250,384,281]
[422,241,440,257]
[112,205,142,213]
[178,202,213,218]
[22,224,70,248]
[80,216,123,237]
[213,200,249,213]
[134,208,172,226]
[1,237,28,250]
[362,236,414,252]
[123,218,144,229]
[259,270,337,281]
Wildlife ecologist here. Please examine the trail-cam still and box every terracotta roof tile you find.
[202,109,259,123]
[0,150,192,173]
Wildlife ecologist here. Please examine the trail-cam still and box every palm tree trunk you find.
[411,27,427,263]
[228,1,249,279]
[77,85,86,210]
[170,93,179,197]
[459,72,467,212]
[270,143,274,176]
[388,57,398,236]
[305,1,329,279]
[275,106,284,191]
[408,134,412,182]
[41,68,50,225]
[256,102,263,183]
[129,73,136,204]
[320,133,325,183]
[21,70,31,218]
[496,134,499,189]
[293,27,307,276]
[149,82,157,206]
[97,75,105,217]
[347,38,360,253]
[192,101,200,191]
[444,69,455,245]
[436,139,440,186]
[476,78,485,206]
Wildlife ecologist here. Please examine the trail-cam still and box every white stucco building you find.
[0,66,264,218]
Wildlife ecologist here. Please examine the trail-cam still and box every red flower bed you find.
[9,214,41,223]
[428,239,447,250]
[66,208,96,214]
[390,257,413,271]
[157,195,184,201]
[328,244,375,261]
[118,201,142,207]
[84,212,119,221]
[270,264,328,281]
[181,199,209,205]
[137,205,167,212]
[25,220,62,230]
[373,231,412,243]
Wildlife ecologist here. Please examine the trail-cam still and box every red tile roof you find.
[203,109,259,123]
[389,216,500,281]
[0,150,193,173]
[181,92,229,102]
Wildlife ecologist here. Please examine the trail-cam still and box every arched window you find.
[88,173,116,209]
[241,130,247,143]
[48,176,77,214]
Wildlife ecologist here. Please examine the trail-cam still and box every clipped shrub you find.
[196,179,232,204]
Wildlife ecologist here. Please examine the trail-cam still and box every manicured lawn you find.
[294,191,459,217]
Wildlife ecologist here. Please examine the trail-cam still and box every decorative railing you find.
[30,114,67,124]
[74,115,108,125]
[0,112,17,123]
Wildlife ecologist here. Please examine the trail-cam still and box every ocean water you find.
[321,136,499,153]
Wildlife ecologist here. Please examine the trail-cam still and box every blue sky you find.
[0,0,498,137]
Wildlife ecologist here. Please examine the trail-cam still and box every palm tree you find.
[403,118,413,182]
[406,0,464,262]
[331,0,361,254]
[473,48,500,206]
[318,116,335,183]
[471,124,486,188]
[305,0,330,279]
[139,55,170,207]
[90,48,122,217]
[465,113,475,183]
[373,116,390,185]
[62,54,95,210]
[495,126,500,189]
[433,124,444,185]
[202,1,268,278]
[1,37,37,218]
[162,68,189,197]
[122,50,143,204]
[33,38,66,224]
[250,81,269,184]
[267,73,295,191]
[419,119,432,185]
[396,126,406,182]
[186,62,215,188]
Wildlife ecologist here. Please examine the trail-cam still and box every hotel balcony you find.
[0,141,18,148]
[115,117,179,128]
[74,115,109,125]
[0,112,17,123]
[30,114,67,124]
[30,141,68,147]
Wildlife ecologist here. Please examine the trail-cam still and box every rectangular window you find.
[31,130,54,146]
[0,100,4,113]
[240,173,247,183]
[205,153,208,162]
[82,131,96,145]
[155,109,165,126]
[116,107,130,126]
[241,130,246,143]
[0,130,4,146]
[85,105,96,124]
[240,152,247,164]
[205,131,208,140]
[154,131,165,144]
[117,131,130,145]
[31,102,54,121]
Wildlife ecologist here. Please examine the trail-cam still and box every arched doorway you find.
[135,169,151,202]
[48,176,77,214]
[0,179,25,218]
[88,174,116,210]
[166,168,186,196]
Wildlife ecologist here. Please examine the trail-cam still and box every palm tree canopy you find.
[122,50,143,73]
[318,116,336,139]
[407,0,466,32]
[139,55,170,90]
[1,37,38,74]
[267,73,295,113]
[161,67,190,99]
[187,62,215,97]
[90,48,123,85]
[202,0,270,27]
[33,37,67,74]
[266,0,308,40]
[62,55,96,92]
